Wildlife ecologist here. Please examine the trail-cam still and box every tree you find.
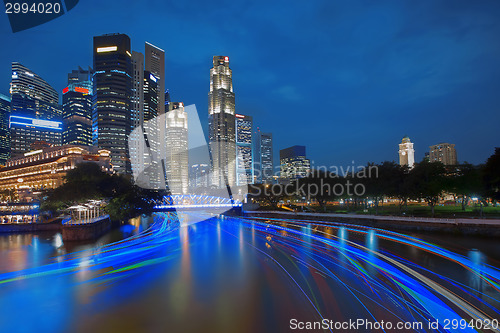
[447,163,483,211]
[483,148,500,202]
[41,163,161,221]
[247,183,293,208]
[299,169,337,211]
[362,162,402,215]
[410,161,447,217]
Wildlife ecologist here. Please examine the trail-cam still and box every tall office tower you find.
[130,51,145,175]
[164,89,171,111]
[398,136,415,168]
[145,42,165,115]
[142,71,160,188]
[235,114,253,186]
[0,94,10,165]
[280,145,310,181]
[93,33,133,174]
[62,67,93,146]
[10,62,59,107]
[68,66,93,87]
[429,143,457,166]
[254,129,274,184]
[190,163,209,189]
[208,56,236,188]
[260,132,274,183]
[165,102,188,194]
[9,63,62,156]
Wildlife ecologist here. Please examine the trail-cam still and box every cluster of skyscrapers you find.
[1,33,314,197]
[6,33,465,197]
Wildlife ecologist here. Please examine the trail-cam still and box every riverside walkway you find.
[244,210,500,236]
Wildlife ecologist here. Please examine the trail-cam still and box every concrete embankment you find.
[243,211,500,237]
[62,215,111,241]
[0,220,61,233]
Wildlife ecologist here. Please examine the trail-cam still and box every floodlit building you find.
[208,56,236,188]
[398,136,415,168]
[255,131,274,184]
[10,62,62,156]
[0,94,10,165]
[280,145,310,181]
[190,163,209,189]
[93,33,133,174]
[0,145,112,196]
[62,67,93,146]
[165,102,188,194]
[235,114,253,186]
[429,143,457,166]
[145,42,165,115]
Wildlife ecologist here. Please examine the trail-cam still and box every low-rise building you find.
[0,145,112,199]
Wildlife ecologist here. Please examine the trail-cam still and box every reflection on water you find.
[0,213,499,333]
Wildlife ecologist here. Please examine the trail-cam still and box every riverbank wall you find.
[0,220,61,233]
[243,211,500,237]
[61,215,111,241]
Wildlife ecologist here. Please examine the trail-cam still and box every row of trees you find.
[41,163,163,221]
[249,149,500,216]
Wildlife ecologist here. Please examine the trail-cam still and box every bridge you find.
[153,194,243,211]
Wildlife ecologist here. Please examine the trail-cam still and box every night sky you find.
[1,0,499,168]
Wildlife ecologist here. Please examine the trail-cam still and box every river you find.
[0,212,499,332]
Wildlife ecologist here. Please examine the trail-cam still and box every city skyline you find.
[1,0,499,168]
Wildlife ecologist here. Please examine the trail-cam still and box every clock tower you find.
[399,136,415,168]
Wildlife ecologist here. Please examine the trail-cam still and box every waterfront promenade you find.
[244,210,500,236]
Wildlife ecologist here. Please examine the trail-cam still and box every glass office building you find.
[93,33,133,174]
[9,62,62,156]
[62,67,93,146]
[235,114,253,186]
[0,94,11,165]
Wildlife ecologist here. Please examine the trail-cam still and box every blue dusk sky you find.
[1,0,499,167]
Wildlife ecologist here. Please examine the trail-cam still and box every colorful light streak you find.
[0,213,499,332]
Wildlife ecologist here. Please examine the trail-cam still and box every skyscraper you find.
[280,145,310,181]
[208,56,236,188]
[10,62,59,106]
[130,51,145,177]
[144,42,165,115]
[398,136,415,168]
[235,114,253,186]
[254,130,274,184]
[10,62,62,155]
[190,163,209,189]
[93,33,133,174]
[142,70,160,188]
[165,102,188,194]
[429,143,457,166]
[164,89,171,111]
[62,67,93,146]
[0,94,10,165]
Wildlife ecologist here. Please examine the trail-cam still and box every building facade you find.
[398,136,415,168]
[0,145,112,195]
[62,67,93,146]
[189,163,209,189]
[208,56,236,188]
[429,143,457,166]
[145,42,165,115]
[280,145,310,181]
[254,130,274,184]
[93,33,133,174]
[165,102,188,194]
[10,62,59,106]
[0,94,10,165]
[9,63,62,156]
[235,114,253,186]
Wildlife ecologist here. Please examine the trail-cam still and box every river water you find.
[0,213,499,333]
